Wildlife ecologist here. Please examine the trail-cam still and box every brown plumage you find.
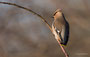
[52,9,69,45]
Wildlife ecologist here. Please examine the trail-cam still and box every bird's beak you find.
[51,16,54,18]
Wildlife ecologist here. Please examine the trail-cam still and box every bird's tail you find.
[57,38,66,47]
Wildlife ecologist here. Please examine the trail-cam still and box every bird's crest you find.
[53,9,62,16]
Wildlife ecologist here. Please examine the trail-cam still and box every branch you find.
[0,2,69,57]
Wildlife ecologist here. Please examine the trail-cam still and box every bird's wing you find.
[60,22,69,45]
[54,23,69,45]
[62,22,69,45]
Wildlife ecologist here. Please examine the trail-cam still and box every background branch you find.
[0,2,69,57]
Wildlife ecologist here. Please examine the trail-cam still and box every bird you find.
[52,9,69,46]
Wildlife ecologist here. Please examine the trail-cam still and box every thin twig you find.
[57,39,69,57]
[0,2,52,32]
[0,2,69,57]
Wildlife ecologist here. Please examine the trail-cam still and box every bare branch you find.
[0,2,52,32]
[0,2,69,57]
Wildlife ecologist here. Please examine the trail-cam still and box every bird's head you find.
[53,9,63,19]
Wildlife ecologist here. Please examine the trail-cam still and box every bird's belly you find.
[52,24,60,40]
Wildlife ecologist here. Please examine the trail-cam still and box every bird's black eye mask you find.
[53,12,57,16]
[52,11,58,18]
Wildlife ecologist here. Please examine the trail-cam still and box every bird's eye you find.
[53,12,57,16]
[51,16,54,18]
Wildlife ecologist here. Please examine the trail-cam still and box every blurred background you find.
[0,0,90,57]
